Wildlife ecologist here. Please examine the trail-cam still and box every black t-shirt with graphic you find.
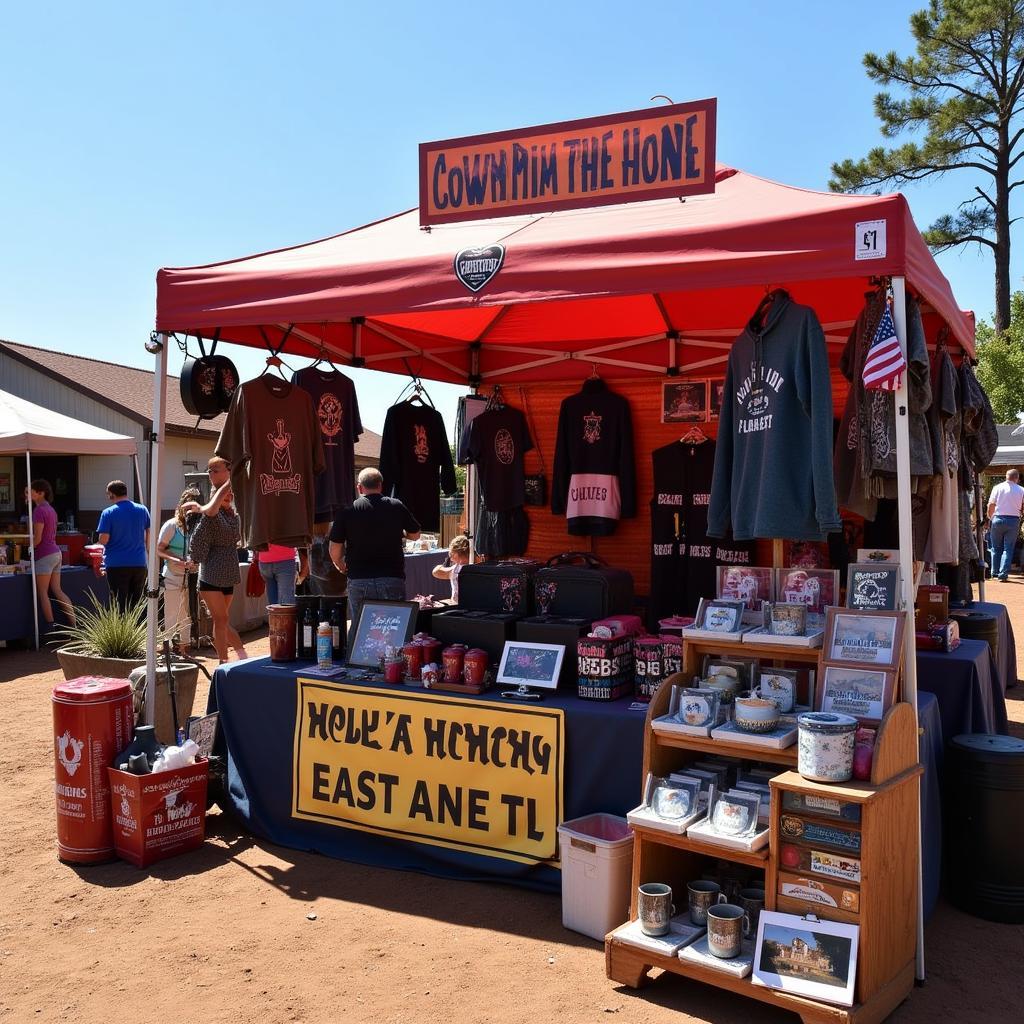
[466,406,534,512]
[292,366,363,520]
[328,494,420,580]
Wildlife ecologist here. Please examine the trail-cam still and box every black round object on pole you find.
[945,733,1024,924]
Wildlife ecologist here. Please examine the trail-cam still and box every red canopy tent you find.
[152,164,976,980]
[155,165,974,383]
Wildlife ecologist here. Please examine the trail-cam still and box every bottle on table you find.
[316,621,333,670]
[329,601,344,662]
[301,602,317,660]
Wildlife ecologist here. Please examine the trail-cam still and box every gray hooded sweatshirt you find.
[708,291,841,542]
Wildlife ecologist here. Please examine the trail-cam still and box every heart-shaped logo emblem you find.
[454,244,505,293]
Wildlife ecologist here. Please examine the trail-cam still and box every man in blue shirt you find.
[97,480,151,611]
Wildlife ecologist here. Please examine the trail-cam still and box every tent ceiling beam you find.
[370,322,469,381]
[277,323,353,360]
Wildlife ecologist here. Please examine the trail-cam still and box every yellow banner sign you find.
[292,680,564,864]
[419,98,717,225]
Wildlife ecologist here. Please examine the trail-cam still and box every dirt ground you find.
[3,584,1024,1024]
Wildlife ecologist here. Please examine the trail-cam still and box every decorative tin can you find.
[267,604,298,661]
[384,657,406,684]
[634,636,665,700]
[420,637,442,668]
[797,712,858,783]
[463,648,489,687]
[402,641,424,681]
[442,644,467,684]
[659,633,682,677]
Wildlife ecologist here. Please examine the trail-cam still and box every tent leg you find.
[977,480,986,603]
[133,452,144,504]
[890,277,925,983]
[26,450,39,651]
[144,335,169,725]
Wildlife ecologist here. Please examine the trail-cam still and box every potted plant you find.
[54,593,149,680]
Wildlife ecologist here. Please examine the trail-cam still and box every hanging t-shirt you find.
[466,406,534,512]
[292,366,363,520]
[379,401,457,532]
[649,439,756,627]
[215,376,325,550]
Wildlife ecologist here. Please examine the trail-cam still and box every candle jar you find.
[442,644,467,684]
[797,712,858,783]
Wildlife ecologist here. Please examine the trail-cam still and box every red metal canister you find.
[420,637,442,668]
[52,677,134,864]
[402,641,424,681]
[463,648,489,687]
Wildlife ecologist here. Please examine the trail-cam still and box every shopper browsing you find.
[157,488,200,654]
[328,467,420,647]
[986,469,1024,581]
[96,480,150,611]
[185,467,248,663]
[431,534,471,604]
[258,544,299,606]
[26,479,76,631]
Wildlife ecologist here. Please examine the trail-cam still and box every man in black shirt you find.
[328,468,420,648]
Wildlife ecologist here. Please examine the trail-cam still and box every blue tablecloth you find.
[208,660,646,891]
[0,566,109,642]
[972,600,1017,692]
[404,550,447,600]
[917,639,1009,740]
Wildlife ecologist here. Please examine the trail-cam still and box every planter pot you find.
[56,647,147,682]
[128,663,201,745]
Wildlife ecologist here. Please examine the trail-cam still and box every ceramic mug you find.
[637,883,675,937]
[738,887,765,939]
[687,880,726,926]
[706,903,744,959]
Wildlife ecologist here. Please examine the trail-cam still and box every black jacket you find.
[552,378,636,536]
[379,401,457,531]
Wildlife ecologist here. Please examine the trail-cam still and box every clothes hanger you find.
[679,425,709,445]
[309,326,341,373]
[750,287,781,332]
[485,384,505,411]
[258,326,294,379]
[588,362,601,379]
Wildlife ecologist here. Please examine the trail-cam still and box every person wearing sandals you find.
[26,479,76,633]
[185,466,249,663]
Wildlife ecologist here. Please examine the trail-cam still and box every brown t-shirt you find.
[215,376,325,550]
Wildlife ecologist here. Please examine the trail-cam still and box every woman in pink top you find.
[27,479,76,629]
[257,543,302,605]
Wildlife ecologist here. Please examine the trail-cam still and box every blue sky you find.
[0,2,1013,435]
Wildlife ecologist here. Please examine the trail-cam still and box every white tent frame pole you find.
[890,276,925,982]
[26,450,39,650]
[144,334,169,726]
[132,453,144,503]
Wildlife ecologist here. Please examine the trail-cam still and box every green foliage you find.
[54,591,148,659]
[830,1,1024,329]
[976,291,1024,421]
[449,443,466,491]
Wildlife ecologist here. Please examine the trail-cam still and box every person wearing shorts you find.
[27,479,76,632]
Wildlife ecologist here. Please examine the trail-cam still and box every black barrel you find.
[950,610,999,670]
[945,734,1024,923]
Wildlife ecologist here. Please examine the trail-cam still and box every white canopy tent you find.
[0,389,139,648]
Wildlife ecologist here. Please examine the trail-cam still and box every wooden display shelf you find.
[611,633,921,1024]
[605,937,915,1024]
[628,821,769,868]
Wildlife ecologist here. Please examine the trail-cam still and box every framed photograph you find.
[758,668,798,713]
[708,378,725,420]
[846,563,901,612]
[348,599,419,668]
[817,665,896,724]
[496,641,564,690]
[824,608,904,669]
[0,457,13,512]
[717,565,773,612]
[695,598,746,634]
[186,712,219,758]
[775,568,839,614]
[753,910,859,1007]
[662,380,708,423]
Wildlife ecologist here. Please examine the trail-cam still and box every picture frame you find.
[824,608,904,670]
[661,380,708,423]
[752,910,860,1007]
[0,456,14,513]
[817,665,897,725]
[348,599,419,668]
[758,668,798,713]
[496,640,564,691]
[774,567,839,614]
[717,565,774,612]
[694,598,746,634]
[708,378,725,420]
[846,563,901,612]
[186,711,219,758]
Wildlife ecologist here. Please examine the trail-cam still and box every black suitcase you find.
[430,609,522,665]
[515,615,591,687]
[533,552,634,620]
[456,560,541,615]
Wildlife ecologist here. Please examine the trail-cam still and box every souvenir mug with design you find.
[738,887,765,939]
[637,882,675,936]
[687,880,726,926]
[706,903,744,959]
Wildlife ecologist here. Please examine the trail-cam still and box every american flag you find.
[862,300,906,391]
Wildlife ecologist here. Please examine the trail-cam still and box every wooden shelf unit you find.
[608,636,921,1024]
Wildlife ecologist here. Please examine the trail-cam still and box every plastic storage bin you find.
[557,813,633,940]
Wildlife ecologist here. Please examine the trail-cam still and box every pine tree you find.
[830,1,1024,332]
